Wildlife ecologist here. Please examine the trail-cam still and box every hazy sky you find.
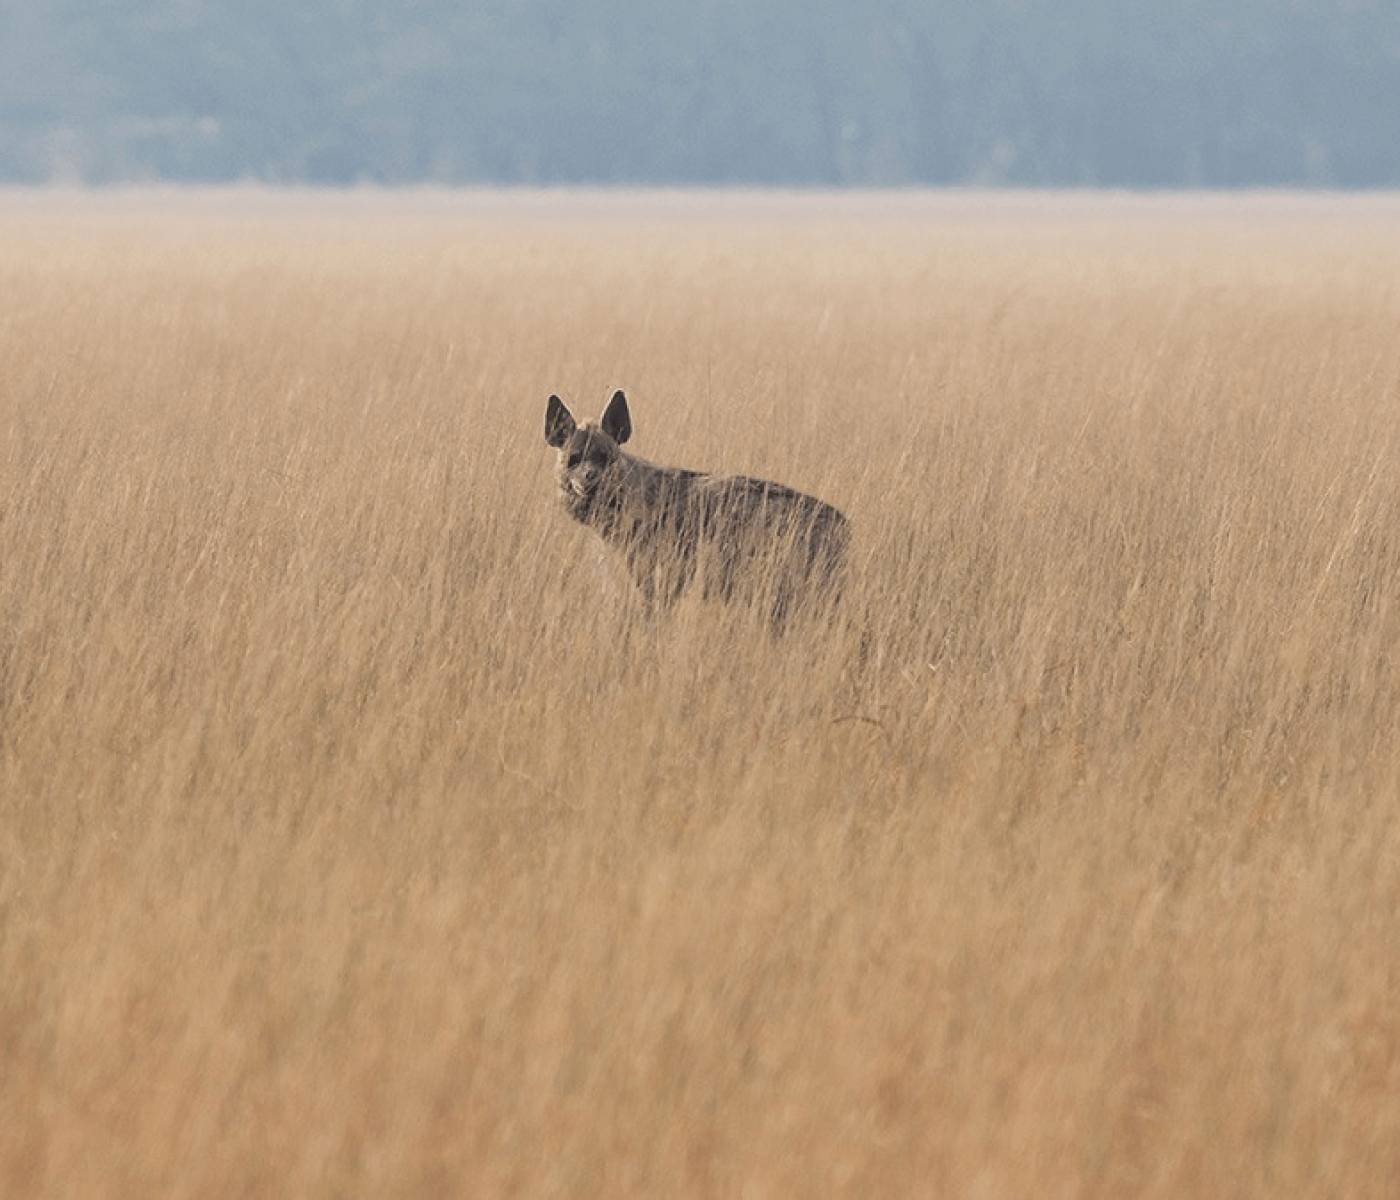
[2,1,1397,186]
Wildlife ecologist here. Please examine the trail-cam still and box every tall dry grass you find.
[2,192,1399,1197]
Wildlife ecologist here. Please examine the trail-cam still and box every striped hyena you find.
[544,390,849,626]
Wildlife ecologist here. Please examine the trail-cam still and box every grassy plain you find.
[2,191,1399,1197]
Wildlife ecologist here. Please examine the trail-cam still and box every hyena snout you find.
[566,458,606,497]
[556,440,621,515]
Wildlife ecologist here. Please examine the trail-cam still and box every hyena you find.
[544,390,849,626]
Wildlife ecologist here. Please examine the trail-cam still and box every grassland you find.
[2,191,1398,1197]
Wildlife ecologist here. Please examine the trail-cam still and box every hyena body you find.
[545,390,849,625]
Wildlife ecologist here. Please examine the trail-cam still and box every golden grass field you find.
[2,190,1399,1197]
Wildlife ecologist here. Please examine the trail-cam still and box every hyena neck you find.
[568,452,701,545]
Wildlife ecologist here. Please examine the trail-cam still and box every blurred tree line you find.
[1,0,1396,186]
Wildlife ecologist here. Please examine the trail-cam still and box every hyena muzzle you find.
[544,389,849,626]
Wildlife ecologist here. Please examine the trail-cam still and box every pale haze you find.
[2,0,1397,186]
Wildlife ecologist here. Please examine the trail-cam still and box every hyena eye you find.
[566,451,583,469]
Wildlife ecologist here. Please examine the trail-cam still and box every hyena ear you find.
[545,394,576,447]
[600,389,632,445]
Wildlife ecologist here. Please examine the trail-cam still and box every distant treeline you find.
[2,0,1397,187]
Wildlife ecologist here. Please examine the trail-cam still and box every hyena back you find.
[544,390,849,624]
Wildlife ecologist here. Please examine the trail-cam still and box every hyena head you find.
[544,390,633,523]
